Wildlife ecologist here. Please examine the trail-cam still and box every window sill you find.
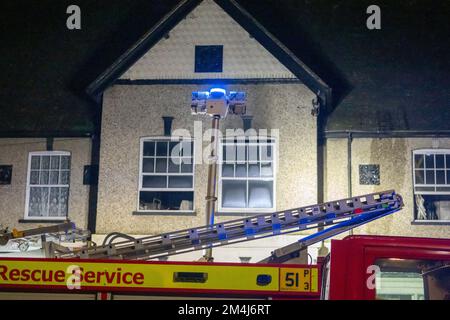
[216,211,273,216]
[411,220,450,226]
[19,219,67,224]
[132,211,197,216]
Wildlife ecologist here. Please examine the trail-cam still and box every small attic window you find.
[195,45,223,73]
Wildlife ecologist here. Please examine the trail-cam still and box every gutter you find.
[324,130,450,139]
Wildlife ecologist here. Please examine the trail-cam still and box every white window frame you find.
[218,136,277,213]
[412,149,450,222]
[24,151,71,220]
[138,136,195,213]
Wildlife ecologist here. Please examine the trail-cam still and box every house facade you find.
[88,0,448,260]
[0,138,92,232]
[0,0,448,260]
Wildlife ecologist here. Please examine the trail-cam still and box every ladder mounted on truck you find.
[52,190,403,261]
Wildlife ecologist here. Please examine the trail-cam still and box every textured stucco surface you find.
[120,0,295,80]
[97,83,317,234]
[325,137,450,239]
[0,138,91,230]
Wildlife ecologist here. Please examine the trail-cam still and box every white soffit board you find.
[120,0,297,80]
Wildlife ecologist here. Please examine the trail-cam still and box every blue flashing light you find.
[210,88,226,94]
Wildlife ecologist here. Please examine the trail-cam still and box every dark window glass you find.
[436,170,446,184]
[195,45,223,73]
[425,154,435,169]
[436,155,445,168]
[143,142,155,156]
[426,170,435,184]
[415,170,424,184]
[156,142,168,157]
[414,154,424,168]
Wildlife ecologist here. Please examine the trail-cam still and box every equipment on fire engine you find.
[0,221,90,252]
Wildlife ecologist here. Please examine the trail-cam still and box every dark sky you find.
[0,0,449,135]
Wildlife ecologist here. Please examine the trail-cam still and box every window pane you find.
[414,154,424,169]
[436,155,445,168]
[222,164,234,177]
[236,145,246,163]
[222,180,247,208]
[223,145,236,162]
[261,162,273,177]
[235,164,247,177]
[415,170,424,184]
[156,142,168,156]
[416,194,450,220]
[448,170,450,184]
[142,176,167,188]
[260,145,273,161]
[248,181,273,208]
[168,176,193,188]
[28,187,49,217]
[155,158,167,173]
[168,158,180,173]
[28,187,42,216]
[31,156,40,170]
[60,171,70,185]
[49,187,60,216]
[248,145,259,163]
[49,170,59,184]
[436,170,445,184]
[415,186,435,192]
[181,158,193,173]
[58,187,68,216]
[139,191,193,211]
[248,163,260,177]
[143,142,155,156]
[50,156,60,169]
[41,156,50,169]
[425,170,435,184]
[425,154,435,169]
[30,171,39,185]
[181,141,193,157]
[447,155,450,169]
[142,158,155,173]
[169,142,181,157]
[40,170,49,185]
[60,156,70,169]
[375,259,425,300]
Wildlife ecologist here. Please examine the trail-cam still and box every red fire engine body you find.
[0,235,448,300]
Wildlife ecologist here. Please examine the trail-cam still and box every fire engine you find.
[0,190,448,300]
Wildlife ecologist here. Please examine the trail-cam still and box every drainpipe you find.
[203,115,220,262]
[347,132,353,235]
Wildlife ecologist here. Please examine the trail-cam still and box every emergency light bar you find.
[191,88,246,118]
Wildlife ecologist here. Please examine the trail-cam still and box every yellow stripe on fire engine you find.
[279,267,319,293]
[0,260,280,292]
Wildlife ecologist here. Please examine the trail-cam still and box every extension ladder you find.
[53,190,403,261]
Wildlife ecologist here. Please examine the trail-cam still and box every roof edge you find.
[86,0,202,99]
[215,0,331,105]
[325,130,450,139]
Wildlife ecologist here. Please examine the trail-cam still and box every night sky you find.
[0,0,449,134]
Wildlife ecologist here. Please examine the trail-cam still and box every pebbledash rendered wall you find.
[325,137,450,239]
[0,138,91,230]
[96,83,318,235]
